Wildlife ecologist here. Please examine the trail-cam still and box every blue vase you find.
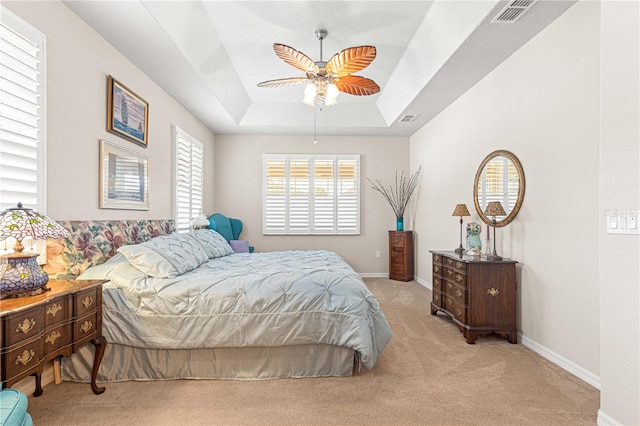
[396,217,404,231]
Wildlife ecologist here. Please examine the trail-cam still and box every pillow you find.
[229,240,250,253]
[117,233,209,278]
[76,253,129,280]
[191,229,235,258]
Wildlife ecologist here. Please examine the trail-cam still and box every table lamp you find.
[190,210,210,230]
[452,204,471,255]
[0,203,70,298]
[484,201,506,261]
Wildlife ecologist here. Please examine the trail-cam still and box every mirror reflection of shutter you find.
[289,157,310,233]
[337,156,359,234]
[314,158,335,233]
[264,155,286,234]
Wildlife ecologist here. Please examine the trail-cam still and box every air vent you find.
[400,114,418,123]
[491,0,537,23]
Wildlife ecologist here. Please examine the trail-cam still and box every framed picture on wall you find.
[99,139,149,210]
[107,75,149,147]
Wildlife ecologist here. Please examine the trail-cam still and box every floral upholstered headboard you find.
[44,219,174,280]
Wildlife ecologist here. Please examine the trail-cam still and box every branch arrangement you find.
[367,166,422,218]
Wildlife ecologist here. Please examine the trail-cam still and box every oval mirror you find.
[473,150,525,227]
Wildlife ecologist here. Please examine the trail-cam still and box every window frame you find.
[173,126,204,233]
[263,153,360,236]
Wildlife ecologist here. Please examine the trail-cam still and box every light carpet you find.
[26,278,598,425]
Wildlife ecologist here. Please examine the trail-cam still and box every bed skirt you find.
[61,343,355,382]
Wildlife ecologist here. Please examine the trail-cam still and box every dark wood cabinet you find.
[389,231,414,281]
[1,279,106,396]
[430,250,518,344]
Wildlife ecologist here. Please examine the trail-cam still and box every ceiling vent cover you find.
[491,0,537,23]
[400,114,418,123]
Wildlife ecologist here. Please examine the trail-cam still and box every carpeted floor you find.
[26,278,599,425]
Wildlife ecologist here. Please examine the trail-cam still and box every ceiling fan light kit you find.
[258,29,380,107]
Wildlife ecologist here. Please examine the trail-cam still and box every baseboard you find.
[12,361,55,395]
[596,409,621,426]
[520,333,601,390]
[414,275,430,290]
[359,273,389,278]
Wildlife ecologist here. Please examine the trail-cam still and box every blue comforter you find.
[104,250,392,369]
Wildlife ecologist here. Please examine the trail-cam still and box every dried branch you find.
[367,166,422,218]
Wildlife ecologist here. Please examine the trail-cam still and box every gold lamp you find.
[452,204,471,255]
[0,203,70,298]
[484,201,507,261]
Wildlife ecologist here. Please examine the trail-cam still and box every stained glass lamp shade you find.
[0,203,70,298]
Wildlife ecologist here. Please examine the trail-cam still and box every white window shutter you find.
[174,126,204,233]
[263,154,360,235]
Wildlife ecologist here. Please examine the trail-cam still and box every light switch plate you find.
[606,210,640,234]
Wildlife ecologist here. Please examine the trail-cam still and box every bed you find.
[44,220,392,382]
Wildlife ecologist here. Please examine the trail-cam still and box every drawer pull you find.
[434,255,440,262]
[45,330,61,345]
[456,274,464,283]
[47,304,62,317]
[434,266,440,273]
[447,282,453,289]
[434,294,440,302]
[455,261,463,269]
[81,296,94,309]
[16,349,35,366]
[16,318,36,334]
[81,320,93,333]
[487,288,500,297]
[456,308,462,317]
[447,269,453,276]
[456,289,463,298]
[446,259,453,265]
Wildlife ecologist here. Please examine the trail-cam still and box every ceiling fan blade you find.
[273,44,319,75]
[326,46,377,77]
[334,75,380,96]
[257,77,309,88]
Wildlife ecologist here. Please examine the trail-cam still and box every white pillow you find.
[76,253,129,280]
[191,229,235,258]
[117,233,209,278]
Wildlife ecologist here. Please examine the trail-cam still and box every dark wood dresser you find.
[0,279,106,396]
[429,250,518,344]
[389,231,414,281]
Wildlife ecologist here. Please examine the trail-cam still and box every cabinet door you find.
[467,263,516,327]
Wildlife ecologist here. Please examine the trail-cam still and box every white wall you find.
[3,1,216,220]
[598,1,640,425]
[214,134,410,274]
[410,0,601,384]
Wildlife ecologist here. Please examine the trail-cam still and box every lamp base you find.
[484,254,503,261]
[0,253,50,299]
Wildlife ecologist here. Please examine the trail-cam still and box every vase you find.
[396,216,404,231]
[466,234,482,250]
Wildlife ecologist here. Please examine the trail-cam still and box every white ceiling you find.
[63,0,576,137]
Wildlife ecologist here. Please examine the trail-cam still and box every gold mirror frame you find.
[473,150,525,228]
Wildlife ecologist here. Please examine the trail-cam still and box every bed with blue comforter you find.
[61,229,392,382]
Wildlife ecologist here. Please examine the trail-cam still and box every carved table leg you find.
[90,336,106,395]
[32,372,43,397]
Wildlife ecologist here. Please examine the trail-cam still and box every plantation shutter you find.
[174,126,204,233]
[263,154,360,235]
[0,7,45,213]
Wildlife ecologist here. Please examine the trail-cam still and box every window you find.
[0,8,46,260]
[174,126,204,233]
[263,154,360,235]
[0,7,46,213]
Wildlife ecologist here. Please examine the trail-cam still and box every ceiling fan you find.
[257,29,380,107]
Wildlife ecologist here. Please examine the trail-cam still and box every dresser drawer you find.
[432,276,442,292]
[444,257,467,273]
[75,287,99,317]
[1,339,41,382]
[44,297,71,328]
[444,296,467,323]
[4,306,44,347]
[390,263,406,276]
[444,267,467,287]
[433,254,442,264]
[74,312,99,346]
[432,291,443,309]
[433,263,443,275]
[444,281,467,304]
[390,249,405,263]
[390,235,405,248]
[42,322,73,357]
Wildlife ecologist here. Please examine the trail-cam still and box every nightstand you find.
[389,231,414,281]
[0,279,106,396]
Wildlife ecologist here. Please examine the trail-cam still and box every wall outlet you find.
[375,251,382,259]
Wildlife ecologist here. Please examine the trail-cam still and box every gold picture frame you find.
[107,75,149,147]
[99,140,149,210]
